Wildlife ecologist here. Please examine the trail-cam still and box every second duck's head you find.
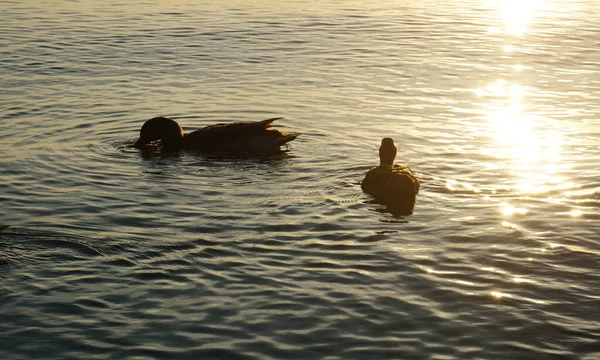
[134,117,184,150]
[379,137,397,166]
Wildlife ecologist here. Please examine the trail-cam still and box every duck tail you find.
[259,117,284,128]
[276,133,299,146]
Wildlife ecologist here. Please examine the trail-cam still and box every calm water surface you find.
[1,0,599,359]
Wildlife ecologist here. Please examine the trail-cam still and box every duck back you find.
[362,165,420,202]
[183,117,296,153]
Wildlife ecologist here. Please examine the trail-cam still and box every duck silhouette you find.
[361,138,420,214]
[134,116,298,153]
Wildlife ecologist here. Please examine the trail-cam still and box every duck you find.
[361,138,420,214]
[134,116,298,153]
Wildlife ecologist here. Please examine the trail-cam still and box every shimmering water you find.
[2,0,599,359]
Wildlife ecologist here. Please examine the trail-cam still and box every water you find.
[1,0,599,358]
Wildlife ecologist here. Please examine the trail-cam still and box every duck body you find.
[134,116,298,153]
[361,138,420,213]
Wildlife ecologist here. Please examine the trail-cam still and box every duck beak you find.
[133,139,144,149]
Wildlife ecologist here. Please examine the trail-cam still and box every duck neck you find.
[379,143,397,166]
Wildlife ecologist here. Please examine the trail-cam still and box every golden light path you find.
[473,77,570,202]
[476,0,579,304]
[477,0,575,203]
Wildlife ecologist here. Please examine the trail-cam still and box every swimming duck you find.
[134,116,298,153]
[361,138,420,214]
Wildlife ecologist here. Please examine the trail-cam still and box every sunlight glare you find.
[500,203,528,216]
[491,290,511,300]
[481,267,508,275]
[489,0,544,35]
[569,209,583,217]
[481,79,567,196]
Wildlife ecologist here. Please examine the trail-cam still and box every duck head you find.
[379,137,397,166]
[134,117,185,151]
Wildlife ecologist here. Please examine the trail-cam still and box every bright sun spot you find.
[491,291,511,300]
[489,0,544,35]
[501,204,528,216]
[569,209,583,217]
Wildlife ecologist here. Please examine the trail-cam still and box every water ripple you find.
[2,0,600,359]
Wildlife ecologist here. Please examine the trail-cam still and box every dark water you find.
[2,1,599,359]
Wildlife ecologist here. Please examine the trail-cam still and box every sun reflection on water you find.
[490,290,511,300]
[568,209,583,217]
[479,81,567,197]
[487,0,544,36]
[500,203,528,216]
[473,0,589,232]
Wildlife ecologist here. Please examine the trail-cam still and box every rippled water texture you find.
[2,0,599,359]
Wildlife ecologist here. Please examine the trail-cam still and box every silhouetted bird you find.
[134,116,297,153]
[361,138,420,215]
